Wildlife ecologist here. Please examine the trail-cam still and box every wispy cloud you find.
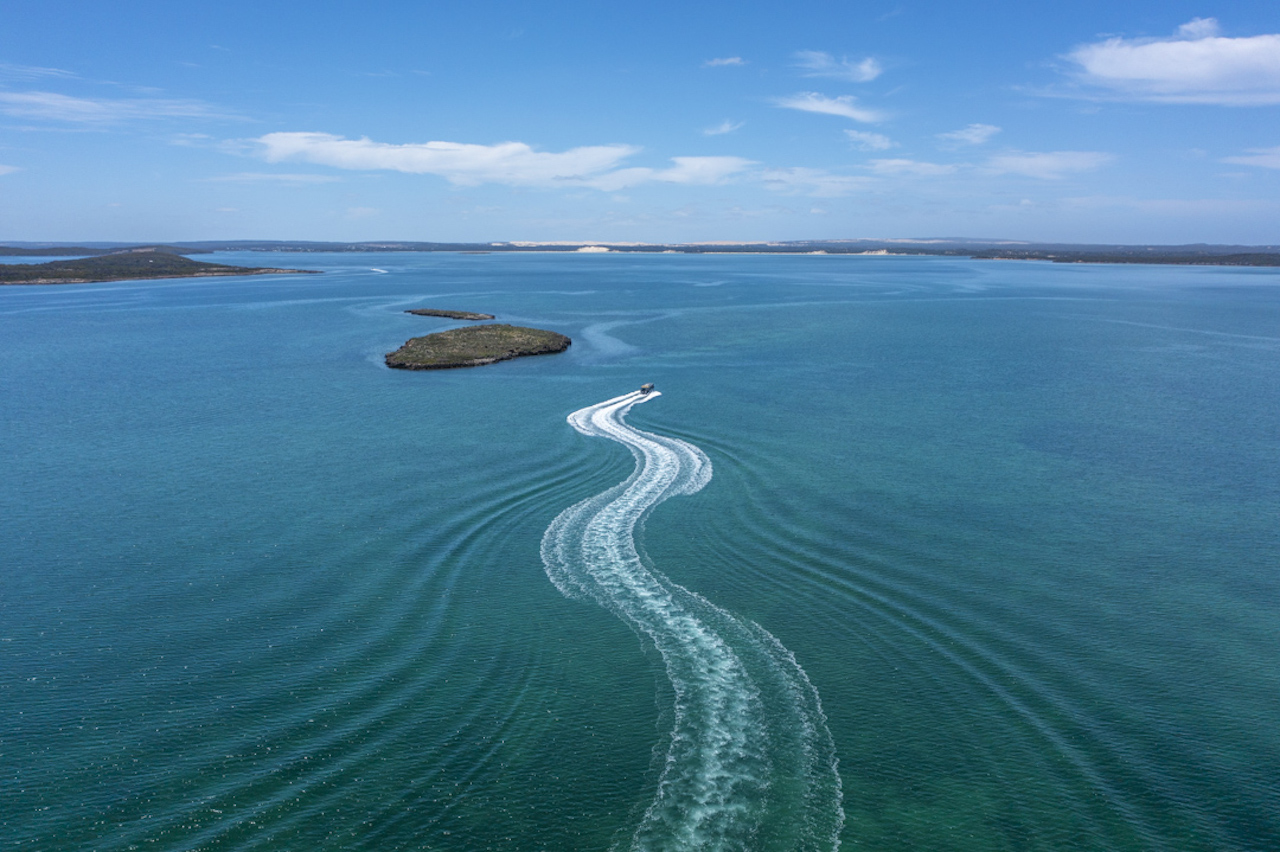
[870,161,952,177]
[938,123,1000,146]
[1063,18,1280,105]
[794,50,883,82]
[845,129,895,151]
[0,164,19,176]
[250,132,754,191]
[171,132,215,147]
[204,172,342,184]
[586,156,756,191]
[704,57,746,67]
[703,120,744,136]
[985,150,1114,179]
[869,158,956,176]
[1057,195,1279,217]
[761,167,870,197]
[255,132,639,186]
[773,92,884,123]
[1221,145,1280,168]
[0,62,77,81]
[0,90,237,123]
[846,150,1113,181]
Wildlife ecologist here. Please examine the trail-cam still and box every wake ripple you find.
[541,391,844,851]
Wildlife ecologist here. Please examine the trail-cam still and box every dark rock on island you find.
[405,308,496,320]
[0,248,319,285]
[385,323,571,370]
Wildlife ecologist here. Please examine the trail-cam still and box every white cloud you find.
[1221,146,1280,168]
[251,132,753,191]
[985,150,1114,179]
[1177,18,1222,39]
[869,158,957,176]
[773,92,884,123]
[659,156,754,183]
[703,120,744,136]
[1065,18,1280,105]
[0,90,233,122]
[794,50,883,82]
[255,132,639,186]
[346,206,379,219]
[204,172,342,184]
[704,57,745,67]
[0,164,19,176]
[938,123,1000,146]
[585,156,756,191]
[761,167,869,197]
[844,129,894,151]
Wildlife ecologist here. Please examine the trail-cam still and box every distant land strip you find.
[4,241,1280,268]
[405,308,495,320]
[0,244,212,257]
[0,248,319,285]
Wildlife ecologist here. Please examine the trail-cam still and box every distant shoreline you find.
[4,269,317,286]
[4,241,1280,269]
[0,249,320,286]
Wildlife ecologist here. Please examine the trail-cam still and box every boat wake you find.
[541,390,844,851]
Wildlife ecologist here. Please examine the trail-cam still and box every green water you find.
[2,253,1277,850]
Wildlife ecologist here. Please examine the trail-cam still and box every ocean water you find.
[2,252,1278,851]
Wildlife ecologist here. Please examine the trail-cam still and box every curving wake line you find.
[542,390,844,851]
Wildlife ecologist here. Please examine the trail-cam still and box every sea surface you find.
[2,252,1278,851]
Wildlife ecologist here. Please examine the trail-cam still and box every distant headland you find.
[0,247,319,285]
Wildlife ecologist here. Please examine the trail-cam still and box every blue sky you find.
[2,0,1279,244]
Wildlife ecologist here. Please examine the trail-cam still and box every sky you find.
[2,0,1279,244]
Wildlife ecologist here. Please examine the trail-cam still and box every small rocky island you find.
[405,308,495,320]
[0,248,318,285]
[386,323,571,370]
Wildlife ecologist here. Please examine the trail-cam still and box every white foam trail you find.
[542,391,844,851]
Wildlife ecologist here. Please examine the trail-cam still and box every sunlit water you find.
[2,253,1278,850]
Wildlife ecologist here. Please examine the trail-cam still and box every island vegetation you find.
[0,248,318,285]
[405,308,495,320]
[385,324,571,370]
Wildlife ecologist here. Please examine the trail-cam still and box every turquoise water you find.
[2,253,1278,850]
